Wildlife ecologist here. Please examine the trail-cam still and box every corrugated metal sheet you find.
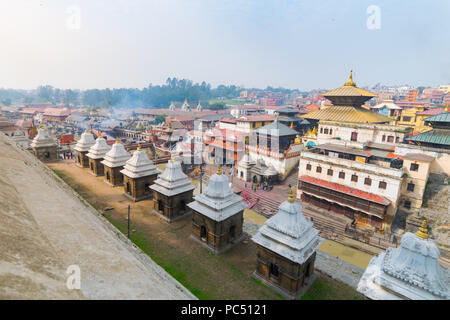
[406,129,450,146]
[424,112,450,123]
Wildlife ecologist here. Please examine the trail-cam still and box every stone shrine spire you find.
[357,220,449,300]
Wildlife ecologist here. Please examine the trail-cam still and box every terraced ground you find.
[48,160,365,300]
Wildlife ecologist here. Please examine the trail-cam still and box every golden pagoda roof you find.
[301,105,392,123]
[322,70,377,98]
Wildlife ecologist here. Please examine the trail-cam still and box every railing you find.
[344,224,399,249]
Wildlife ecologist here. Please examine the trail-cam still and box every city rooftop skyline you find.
[0,0,449,91]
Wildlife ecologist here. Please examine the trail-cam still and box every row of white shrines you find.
[31,127,450,300]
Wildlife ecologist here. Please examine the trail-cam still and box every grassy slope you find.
[52,167,364,300]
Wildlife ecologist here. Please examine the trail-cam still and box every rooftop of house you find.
[403,153,435,162]
[237,114,275,122]
[254,118,297,137]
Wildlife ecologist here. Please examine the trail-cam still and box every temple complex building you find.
[121,145,161,201]
[252,189,323,299]
[86,136,111,176]
[371,99,402,118]
[101,138,131,186]
[188,165,246,254]
[30,126,58,162]
[247,116,302,180]
[357,220,449,300]
[398,153,434,213]
[150,159,195,222]
[406,111,450,150]
[73,130,95,168]
[296,72,421,233]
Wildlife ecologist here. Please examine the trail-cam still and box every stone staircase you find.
[284,168,299,188]
[302,204,350,242]
[239,189,282,217]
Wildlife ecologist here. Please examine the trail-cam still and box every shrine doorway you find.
[229,225,236,241]
[200,225,207,241]
[269,263,279,278]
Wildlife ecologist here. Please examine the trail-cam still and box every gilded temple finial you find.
[137,144,142,151]
[217,164,222,175]
[288,188,295,203]
[416,219,429,239]
[344,69,356,87]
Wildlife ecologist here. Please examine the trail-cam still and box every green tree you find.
[207,102,225,110]
[1,98,11,106]
[155,115,166,124]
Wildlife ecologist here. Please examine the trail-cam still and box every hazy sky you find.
[0,0,449,90]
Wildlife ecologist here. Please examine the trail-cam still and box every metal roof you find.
[322,86,377,98]
[317,143,372,157]
[406,129,450,146]
[301,106,391,123]
[255,120,297,136]
[424,112,450,123]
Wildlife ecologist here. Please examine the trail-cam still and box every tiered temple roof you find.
[120,146,160,179]
[252,189,323,264]
[357,220,449,300]
[101,139,131,168]
[30,127,56,148]
[196,101,203,112]
[169,101,176,111]
[181,98,191,112]
[73,130,95,152]
[302,71,391,123]
[150,159,195,197]
[188,165,247,221]
[86,137,111,160]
